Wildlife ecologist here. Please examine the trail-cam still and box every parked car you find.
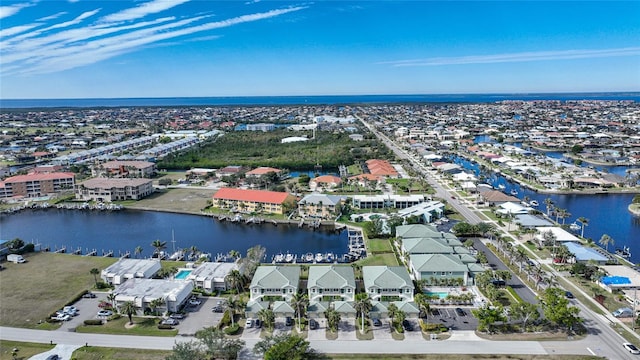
[309,319,318,330]
[491,279,506,287]
[623,342,640,354]
[371,318,382,327]
[170,313,186,319]
[402,320,413,331]
[97,310,113,317]
[82,292,97,298]
[455,308,466,316]
[189,299,202,306]
[613,307,634,318]
[63,306,78,315]
[51,313,70,321]
[565,291,574,299]
[285,317,293,326]
[212,306,224,313]
[254,319,262,328]
[245,318,254,328]
[161,318,179,326]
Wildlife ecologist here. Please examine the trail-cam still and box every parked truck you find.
[7,254,26,263]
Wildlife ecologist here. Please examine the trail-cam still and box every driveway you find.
[241,323,262,340]
[403,319,423,340]
[273,317,292,336]
[430,307,479,331]
[178,297,225,336]
[28,344,81,360]
[337,318,357,340]
[371,318,393,340]
[307,318,326,340]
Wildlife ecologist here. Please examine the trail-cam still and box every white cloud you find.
[0,24,41,38]
[3,6,307,75]
[381,48,640,67]
[46,9,101,30]
[37,12,68,21]
[99,0,190,23]
[0,2,33,19]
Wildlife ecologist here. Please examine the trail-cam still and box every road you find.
[357,114,636,359]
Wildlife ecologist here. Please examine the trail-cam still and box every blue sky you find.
[1,0,639,98]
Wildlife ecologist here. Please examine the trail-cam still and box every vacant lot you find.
[0,252,117,327]
[125,188,214,214]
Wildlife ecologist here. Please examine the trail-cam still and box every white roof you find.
[534,227,581,242]
[188,262,238,282]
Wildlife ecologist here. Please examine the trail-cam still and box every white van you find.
[612,307,634,318]
[7,254,26,263]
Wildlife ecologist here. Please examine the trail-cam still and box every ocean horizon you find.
[1,92,639,109]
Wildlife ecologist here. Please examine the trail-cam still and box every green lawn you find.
[0,340,55,360]
[356,253,399,267]
[367,239,393,253]
[75,316,178,337]
[72,346,172,360]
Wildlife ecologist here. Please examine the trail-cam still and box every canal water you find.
[0,209,348,261]
[448,154,640,262]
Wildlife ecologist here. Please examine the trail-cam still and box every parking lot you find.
[178,296,226,336]
[56,292,108,332]
[429,307,478,331]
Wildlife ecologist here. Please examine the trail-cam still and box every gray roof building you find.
[101,258,161,285]
[114,278,193,313]
[249,265,300,301]
[363,266,414,302]
[307,265,356,302]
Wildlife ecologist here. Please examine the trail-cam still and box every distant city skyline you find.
[1,0,639,99]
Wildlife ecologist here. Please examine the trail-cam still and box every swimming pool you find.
[425,291,449,299]
[175,270,192,280]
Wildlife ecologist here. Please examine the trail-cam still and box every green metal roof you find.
[307,265,355,289]
[250,265,301,289]
[272,301,295,314]
[362,266,413,290]
[395,224,440,239]
[333,301,356,314]
[410,254,469,272]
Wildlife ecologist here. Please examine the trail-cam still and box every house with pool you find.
[363,266,414,302]
[101,258,161,285]
[175,262,238,293]
[409,253,482,286]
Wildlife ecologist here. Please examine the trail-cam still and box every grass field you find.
[72,346,172,360]
[75,316,178,337]
[125,188,214,214]
[355,253,398,267]
[0,252,117,328]
[367,239,393,253]
[0,340,55,360]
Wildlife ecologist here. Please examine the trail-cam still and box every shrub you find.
[420,321,446,333]
[84,319,103,326]
[108,314,121,321]
[158,324,174,330]
[224,323,240,335]
[217,309,231,329]
[96,281,110,289]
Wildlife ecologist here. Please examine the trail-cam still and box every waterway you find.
[0,209,348,261]
[448,155,640,262]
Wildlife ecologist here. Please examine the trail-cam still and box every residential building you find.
[309,175,343,192]
[249,265,300,301]
[246,123,276,132]
[101,258,161,285]
[479,190,521,206]
[93,160,157,178]
[0,172,75,198]
[397,200,445,223]
[409,254,471,286]
[114,278,193,313]
[185,262,238,292]
[363,266,414,302]
[297,193,345,219]
[75,178,154,202]
[365,159,399,178]
[307,265,356,302]
[212,188,296,215]
[352,194,425,209]
[245,167,282,178]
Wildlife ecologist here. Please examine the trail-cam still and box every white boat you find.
[274,253,285,262]
[569,222,581,231]
[498,184,506,190]
[305,253,314,262]
[315,253,324,262]
[285,252,295,263]
[530,200,539,207]
[326,253,334,262]
[510,189,518,196]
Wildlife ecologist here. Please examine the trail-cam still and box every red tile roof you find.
[4,172,75,183]
[365,159,398,176]
[311,175,342,184]
[213,188,292,204]
[246,167,282,176]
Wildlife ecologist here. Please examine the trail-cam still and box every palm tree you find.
[414,293,430,324]
[107,292,117,310]
[544,197,554,217]
[324,308,341,332]
[354,293,372,334]
[257,308,275,331]
[149,297,165,315]
[228,249,240,261]
[387,303,399,328]
[151,239,167,257]
[226,297,243,326]
[577,217,589,238]
[134,246,144,259]
[89,268,100,288]
[120,301,137,325]
[290,292,309,332]
[225,269,245,294]
[414,279,429,293]
[599,234,614,252]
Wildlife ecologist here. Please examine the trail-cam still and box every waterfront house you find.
[347,173,382,188]
[212,188,296,215]
[113,278,193,313]
[397,200,445,223]
[75,178,154,202]
[249,265,300,302]
[363,266,414,302]
[245,167,282,178]
[309,175,343,192]
[101,258,161,285]
[401,237,465,257]
[307,265,356,302]
[365,159,399,178]
[297,193,346,220]
[185,262,238,292]
[479,190,520,206]
[0,172,75,199]
[395,224,441,239]
[352,194,425,209]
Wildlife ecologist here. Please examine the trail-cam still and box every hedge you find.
[158,324,174,330]
[224,323,240,335]
[84,319,103,326]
